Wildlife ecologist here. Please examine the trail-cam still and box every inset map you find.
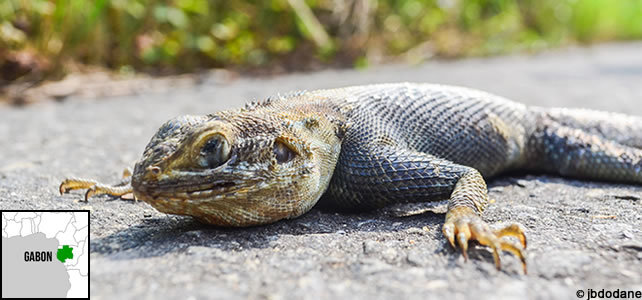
[2,211,89,298]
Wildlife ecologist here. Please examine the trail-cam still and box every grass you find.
[2,0,642,81]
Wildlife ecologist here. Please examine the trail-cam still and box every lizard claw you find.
[443,207,527,273]
[456,223,471,261]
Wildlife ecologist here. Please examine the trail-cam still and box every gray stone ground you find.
[1,42,641,300]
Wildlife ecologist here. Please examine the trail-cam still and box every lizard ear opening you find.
[197,133,231,168]
[274,140,296,163]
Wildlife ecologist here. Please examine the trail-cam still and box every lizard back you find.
[312,83,534,176]
[306,83,535,209]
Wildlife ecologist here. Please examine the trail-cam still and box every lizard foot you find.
[59,168,134,201]
[442,206,527,273]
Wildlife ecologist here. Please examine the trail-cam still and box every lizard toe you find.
[494,223,527,249]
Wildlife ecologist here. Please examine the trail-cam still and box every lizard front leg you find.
[59,168,134,201]
[328,145,527,272]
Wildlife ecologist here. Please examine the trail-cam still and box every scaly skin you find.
[60,83,642,273]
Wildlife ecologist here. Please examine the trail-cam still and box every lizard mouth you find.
[134,181,236,200]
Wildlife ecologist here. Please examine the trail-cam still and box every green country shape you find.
[56,245,74,263]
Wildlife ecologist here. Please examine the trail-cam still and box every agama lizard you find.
[60,83,642,272]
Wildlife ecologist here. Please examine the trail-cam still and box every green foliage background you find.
[1,0,642,77]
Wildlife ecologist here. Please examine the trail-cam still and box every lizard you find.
[59,83,642,273]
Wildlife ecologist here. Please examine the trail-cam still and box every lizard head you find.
[131,100,345,226]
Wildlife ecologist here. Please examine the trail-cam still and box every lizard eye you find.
[198,134,230,168]
[274,140,296,163]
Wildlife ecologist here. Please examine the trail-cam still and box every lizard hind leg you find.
[528,121,642,184]
[539,107,642,149]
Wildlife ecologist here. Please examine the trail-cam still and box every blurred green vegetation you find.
[1,0,642,80]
